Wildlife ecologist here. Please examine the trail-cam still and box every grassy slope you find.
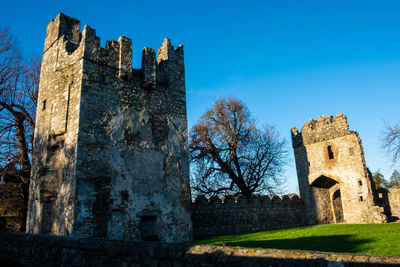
[194,224,400,256]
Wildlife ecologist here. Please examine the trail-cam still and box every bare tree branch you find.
[381,121,400,165]
[0,26,40,232]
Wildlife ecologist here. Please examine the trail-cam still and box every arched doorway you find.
[310,175,343,224]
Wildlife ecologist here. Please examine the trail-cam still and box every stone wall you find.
[1,232,400,266]
[191,194,305,238]
[388,187,400,219]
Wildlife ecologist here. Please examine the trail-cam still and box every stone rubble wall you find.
[388,187,400,218]
[1,232,400,267]
[191,194,305,238]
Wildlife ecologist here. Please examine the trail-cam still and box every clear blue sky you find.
[2,0,400,193]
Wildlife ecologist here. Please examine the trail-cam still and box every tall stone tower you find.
[291,114,386,225]
[26,13,193,242]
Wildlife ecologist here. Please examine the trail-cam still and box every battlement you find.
[191,194,304,237]
[43,13,81,53]
[193,193,301,206]
[43,13,184,81]
[291,113,352,147]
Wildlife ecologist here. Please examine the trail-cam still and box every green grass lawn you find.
[193,224,400,256]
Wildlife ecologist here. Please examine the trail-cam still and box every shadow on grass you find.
[220,235,373,254]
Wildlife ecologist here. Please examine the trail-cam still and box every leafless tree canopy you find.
[382,121,400,165]
[0,26,39,231]
[189,97,288,198]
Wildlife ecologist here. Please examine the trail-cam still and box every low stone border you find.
[0,232,399,266]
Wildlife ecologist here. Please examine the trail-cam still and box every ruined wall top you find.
[43,13,184,80]
[291,113,352,148]
[193,193,301,206]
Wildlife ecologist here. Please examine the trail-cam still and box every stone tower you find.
[291,114,386,225]
[26,13,193,242]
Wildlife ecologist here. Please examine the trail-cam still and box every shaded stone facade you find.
[191,194,305,238]
[26,13,192,242]
[291,114,386,225]
[388,188,400,218]
[377,187,400,220]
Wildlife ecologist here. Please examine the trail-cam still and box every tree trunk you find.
[15,115,31,232]
[20,183,29,232]
[232,176,252,198]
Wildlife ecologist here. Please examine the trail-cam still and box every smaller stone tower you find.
[291,114,386,224]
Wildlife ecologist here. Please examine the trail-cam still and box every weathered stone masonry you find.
[291,113,386,225]
[26,13,192,242]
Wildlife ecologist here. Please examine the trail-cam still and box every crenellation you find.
[298,114,351,146]
[156,38,185,91]
[270,194,282,202]
[43,13,81,53]
[142,47,157,85]
[290,194,301,201]
[118,36,132,78]
[259,195,271,202]
[291,127,303,148]
[42,14,186,92]
[221,195,235,205]
[235,195,248,204]
[282,195,291,202]
[157,38,173,63]
[209,196,222,204]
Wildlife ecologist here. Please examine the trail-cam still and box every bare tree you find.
[382,121,400,165]
[189,97,288,198]
[0,27,39,231]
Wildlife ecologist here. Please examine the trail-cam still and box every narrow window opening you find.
[327,146,334,159]
[358,180,362,186]
[42,99,46,111]
[359,195,363,201]
[349,147,354,156]
[139,215,159,241]
[308,162,310,167]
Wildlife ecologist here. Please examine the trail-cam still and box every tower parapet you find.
[42,13,185,87]
[292,113,351,148]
